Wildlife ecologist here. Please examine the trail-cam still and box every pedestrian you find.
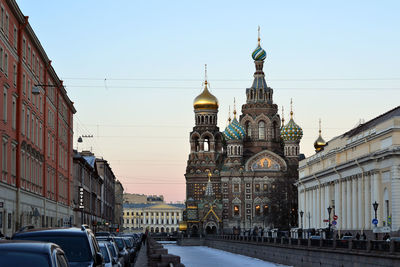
[356,232,360,240]
[362,233,367,240]
[142,229,148,245]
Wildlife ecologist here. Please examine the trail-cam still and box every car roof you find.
[12,227,90,238]
[0,240,60,254]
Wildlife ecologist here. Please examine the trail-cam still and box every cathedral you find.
[184,31,303,235]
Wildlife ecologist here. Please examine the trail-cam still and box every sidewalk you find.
[133,242,148,267]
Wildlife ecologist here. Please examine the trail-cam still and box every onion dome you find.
[280,100,303,142]
[314,119,327,152]
[193,65,219,110]
[223,103,245,141]
[251,26,267,61]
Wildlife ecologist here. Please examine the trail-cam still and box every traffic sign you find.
[333,215,338,220]
[372,218,378,225]
[332,221,337,225]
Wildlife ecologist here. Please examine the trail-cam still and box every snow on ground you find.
[164,243,291,267]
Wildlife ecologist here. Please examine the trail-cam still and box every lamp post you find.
[327,206,332,239]
[300,210,304,238]
[373,201,379,240]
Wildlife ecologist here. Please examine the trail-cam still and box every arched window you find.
[205,116,209,124]
[250,90,254,100]
[245,121,252,137]
[255,205,261,216]
[204,137,210,151]
[201,116,204,124]
[194,136,200,152]
[234,146,237,155]
[263,205,269,216]
[259,89,263,100]
[238,146,241,155]
[258,121,265,139]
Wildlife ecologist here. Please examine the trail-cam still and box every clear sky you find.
[17,0,400,202]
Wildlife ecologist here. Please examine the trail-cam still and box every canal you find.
[163,242,290,267]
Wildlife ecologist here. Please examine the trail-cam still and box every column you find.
[373,173,381,226]
[316,187,320,228]
[347,179,352,229]
[143,212,146,225]
[391,165,400,231]
[335,182,341,231]
[321,186,325,227]
[312,189,316,228]
[352,177,358,230]
[358,176,363,230]
[164,212,166,225]
[341,180,347,230]
[364,175,371,229]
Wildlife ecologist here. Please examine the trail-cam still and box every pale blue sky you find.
[17,0,400,201]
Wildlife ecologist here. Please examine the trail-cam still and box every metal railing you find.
[209,235,400,254]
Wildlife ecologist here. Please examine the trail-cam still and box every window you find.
[27,80,31,100]
[204,137,210,151]
[13,25,17,49]
[11,95,16,129]
[233,183,239,193]
[27,45,31,65]
[0,46,3,71]
[22,37,26,59]
[263,184,268,192]
[263,205,269,216]
[234,205,240,216]
[21,105,25,135]
[2,138,7,173]
[5,12,8,38]
[3,86,7,122]
[255,205,261,216]
[255,184,260,192]
[4,53,8,75]
[13,63,16,85]
[26,109,30,139]
[0,6,3,31]
[22,73,26,95]
[7,213,11,229]
[258,121,265,139]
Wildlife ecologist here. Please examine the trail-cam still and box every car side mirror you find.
[95,252,103,265]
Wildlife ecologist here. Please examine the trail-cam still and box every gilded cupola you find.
[314,119,327,152]
[193,65,219,110]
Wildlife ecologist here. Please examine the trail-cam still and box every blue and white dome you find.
[223,118,246,141]
[252,45,266,61]
[281,118,303,142]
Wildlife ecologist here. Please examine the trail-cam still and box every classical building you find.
[123,203,184,233]
[123,193,164,204]
[184,31,303,235]
[297,106,400,238]
[0,0,75,236]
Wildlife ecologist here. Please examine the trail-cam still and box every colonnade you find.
[299,172,385,231]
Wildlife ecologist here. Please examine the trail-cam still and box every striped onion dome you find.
[281,118,303,142]
[252,45,266,61]
[223,118,246,141]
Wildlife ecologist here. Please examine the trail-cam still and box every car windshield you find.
[114,238,125,250]
[15,235,91,262]
[99,245,111,263]
[123,239,131,248]
[0,251,50,267]
[106,243,117,257]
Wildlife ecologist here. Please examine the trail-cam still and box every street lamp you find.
[373,201,379,240]
[327,206,332,239]
[299,211,304,229]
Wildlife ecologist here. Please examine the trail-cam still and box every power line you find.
[61,77,400,82]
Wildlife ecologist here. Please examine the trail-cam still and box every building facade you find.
[184,32,303,235]
[123,203,184,233]
[0,0,75,236]
[114,180,124,230]
[297,106,400,238]
[123,193,164,204]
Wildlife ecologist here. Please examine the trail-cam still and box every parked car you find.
[113,237,130,267]
[12,226,103,267]
[0,240,70,267]
[99,241,119,267]
[122,237,136,263]
[341,235,353,240]
[96,236,124,267]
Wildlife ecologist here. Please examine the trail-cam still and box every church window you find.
[204,137,210,151]
[258,121,265,139]
[234,205,240,216]
[233,183,239,192]
[255,184,260,192]
[263,205,269,215]
[194,136,199,152]
[234,146,237,155]
[259,89,263,100]
[201,116,204,124]
[205,116,208,124]
[238,146,241,155]
[263,184,268,192]
[245,121,252,137]
[255,205,261,216]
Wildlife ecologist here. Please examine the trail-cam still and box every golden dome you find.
[314,119,326,152]
[314,134,326,152]
[193,81,219,110]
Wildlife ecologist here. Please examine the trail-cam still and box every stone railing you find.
[213,234,400,254]
[146,236,185,267]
